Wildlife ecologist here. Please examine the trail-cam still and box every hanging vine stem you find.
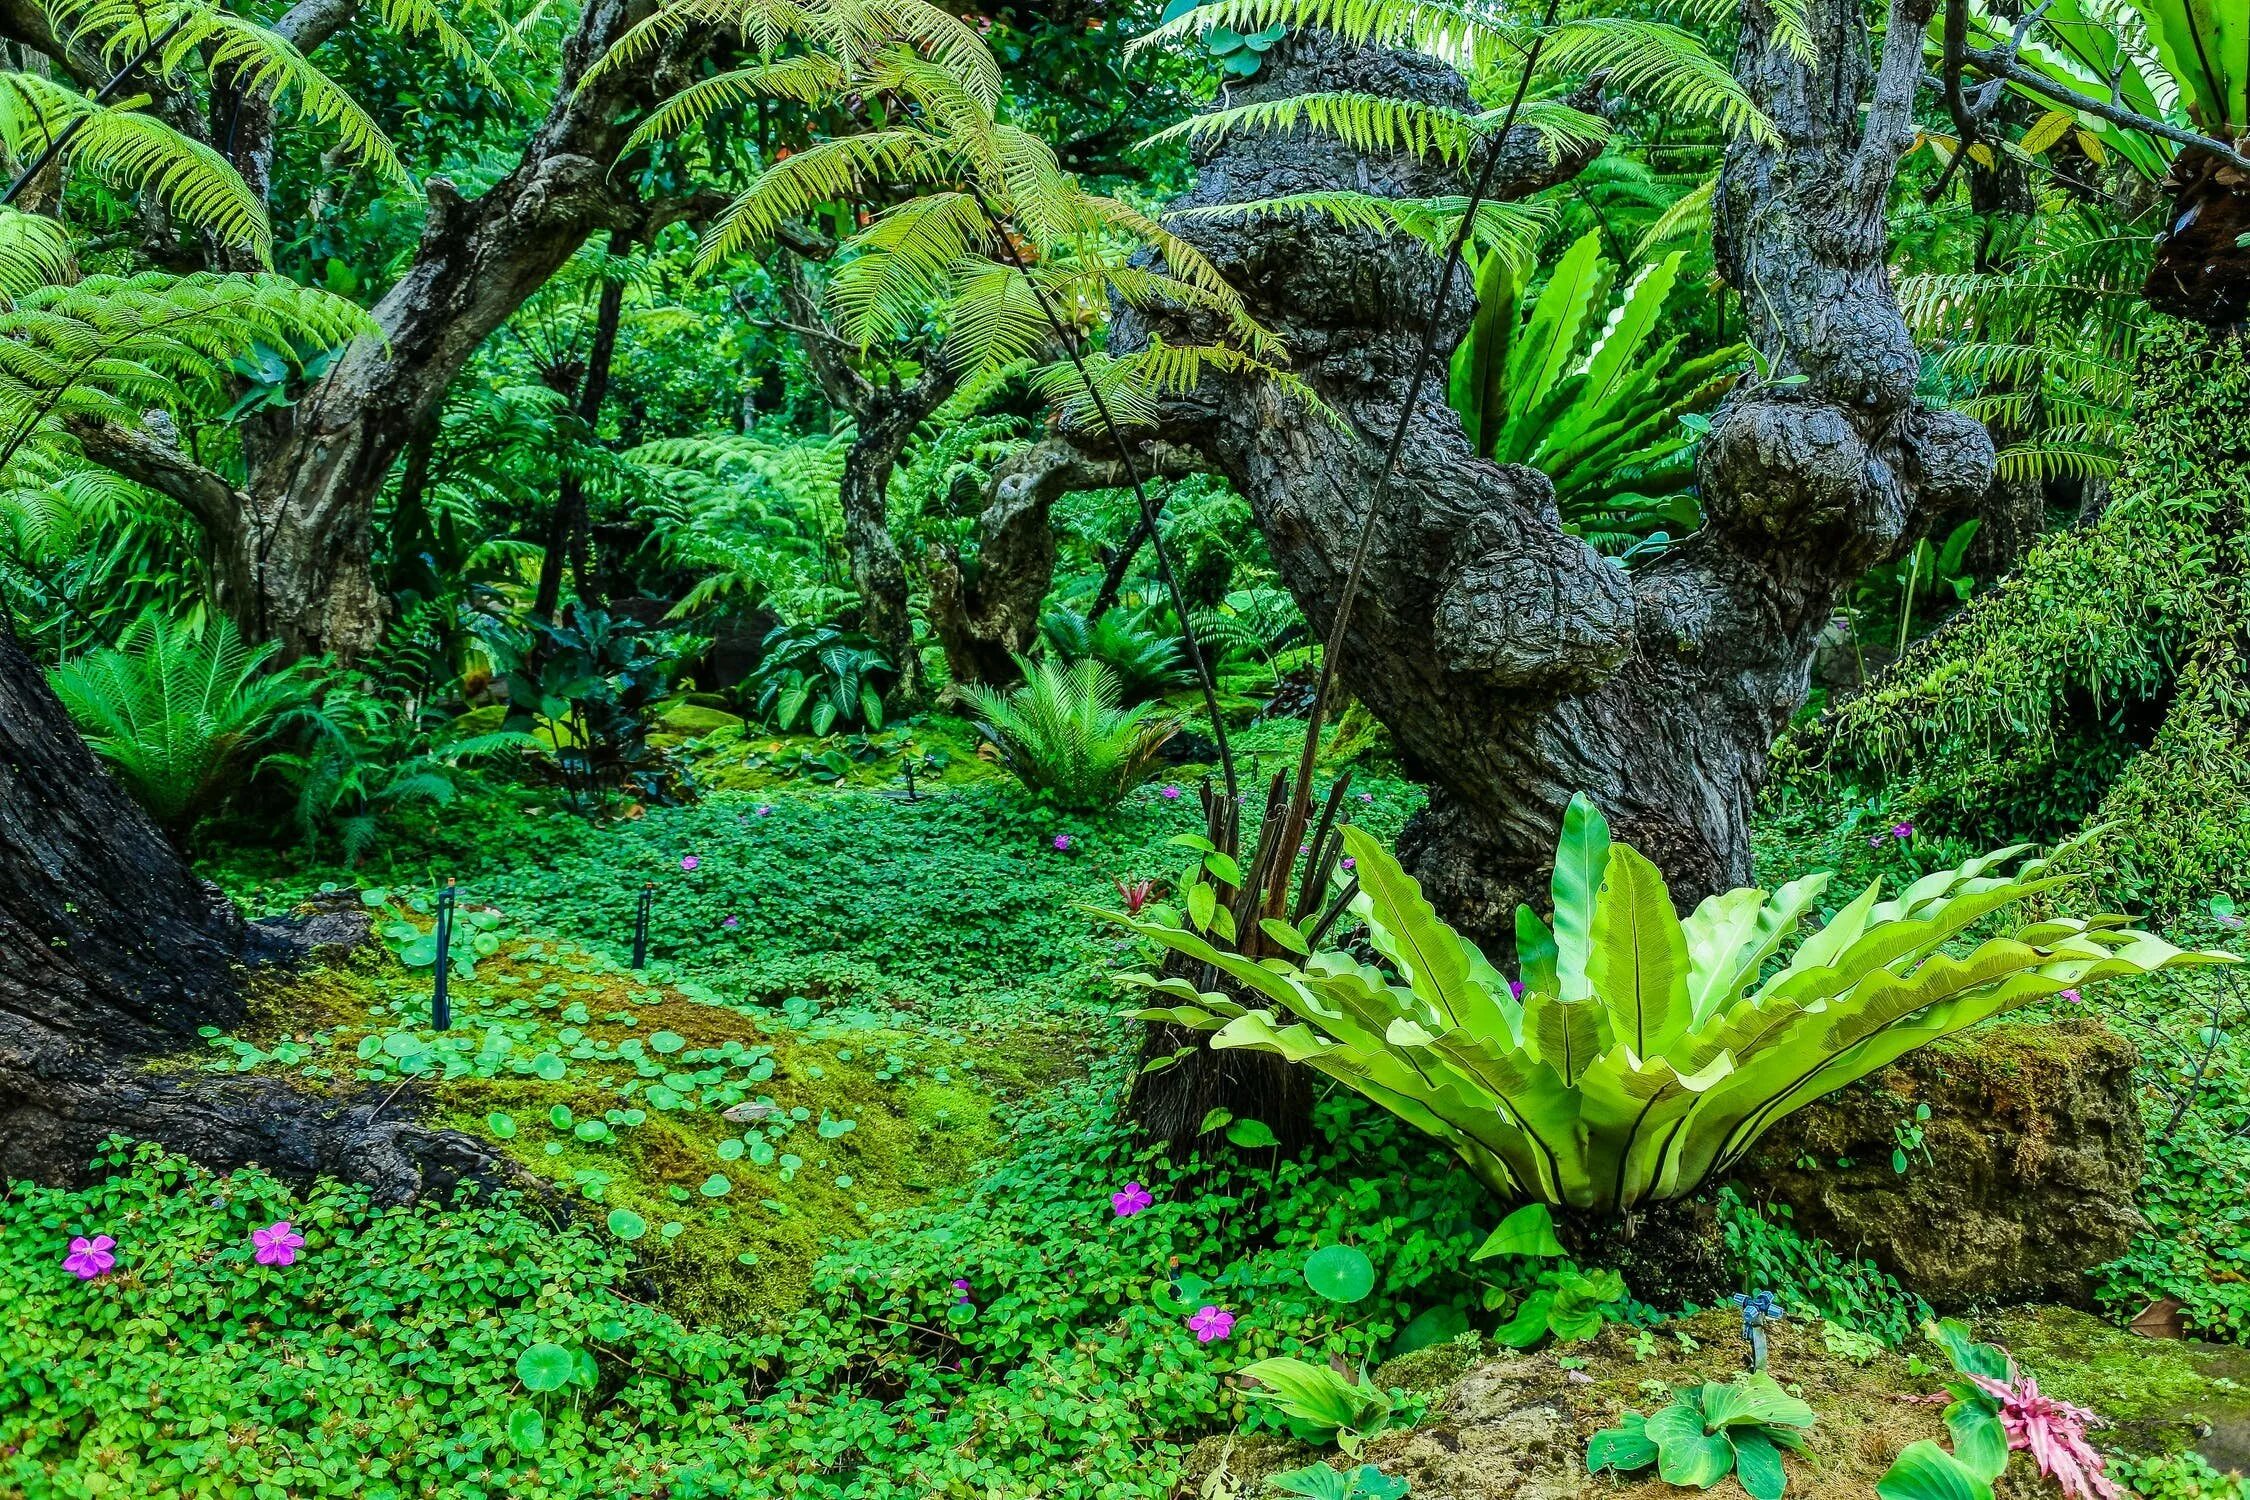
[964,182,1240,801]
[1276,0,1569,858]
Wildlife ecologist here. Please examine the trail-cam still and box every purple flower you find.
[754,804,772,817]
[1112,1182,1153,1217]
[1299,843,1311,855]
[1509,980,1524,999]
[63,1235,115,1281]
[1358,792,1374,803]
[1053,834,1073,851]
[1892,822,1915,841]
[1341,857,1356,871]
[1188,1305,1236,1342]
[1868,832,1887,848]
[951,1278,972,1303]
[251,1221,305,1268]
[680,855,701,871]
[2058,988,2083,1005]
[1160,785,1182,801]
[722,915,740,929]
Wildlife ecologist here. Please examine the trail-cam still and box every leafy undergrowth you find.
[208,757,1422,1029]
[204,938,1084,1321]
[0,1074,1522,1500]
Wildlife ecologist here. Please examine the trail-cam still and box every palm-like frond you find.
[0,72,269,253]
[1136,0,1775,142]
[1145,91,1489,167]
[0,270,379,465]
[957,656,1179,809]
[49,609,316,838]
[0,207,77,300]
[54,0,402,176]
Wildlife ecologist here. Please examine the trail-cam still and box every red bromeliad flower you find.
[1967,1368,2120,1500]
[1117,877,1156,915]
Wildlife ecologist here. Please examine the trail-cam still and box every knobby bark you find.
[15,0,722,662]
[0,614,499,1195]
[1084,19,1990,944]
[926,434,1210,688]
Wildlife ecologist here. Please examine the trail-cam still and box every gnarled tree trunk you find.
[1097,12,1989,945]
[27,0,719,662]
[0,615,498,1196]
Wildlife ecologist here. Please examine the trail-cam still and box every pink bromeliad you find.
[1967,1366,2119,1500]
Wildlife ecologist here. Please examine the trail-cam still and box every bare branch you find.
[1964,42,2250,172]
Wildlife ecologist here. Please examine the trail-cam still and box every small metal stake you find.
[632,881,653,969]
[431,879,456,1032]
[902,756,919,801]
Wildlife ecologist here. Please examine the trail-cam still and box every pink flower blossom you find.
[62,1235,114,1281]
[1892,822,1915,841]
[1509,980,1524,999]
[951,1278,972,1303]
[1160,785,1182,801]
[1869,832,1887,848]
[1967,1368,2119,1500]
[722,916,740,929]
[1053,834,1073,851]
[1188,1305,1235,1342]
[1341,857,1356,871]
[1112,1182,1153,1217]
[754,804,772,817]
[1358,792,1373,803]
[251,1221,305,1267]
[680,855,700,871]
[2057,988,2083,1005]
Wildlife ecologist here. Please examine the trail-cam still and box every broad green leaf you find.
[1587,845,1690,1059]
[1876,1440,1995,1500]
[1303,1243,1376,1302]
[515,1342,574,1393]
[1655,1427,1734,1488]
[1225,1117,1280,1148]
[1730,1428,1787,1500]
[1551,793,1612,1002]
[1587,1413,1657,1474]
[1946,1405,2009,1484]
[1472,1202,1564,1259]
[507,1403,546,1454]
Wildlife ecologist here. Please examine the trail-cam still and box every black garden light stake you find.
[431,879,457,1032]
[902,755,920,802]
[631,881,654,969]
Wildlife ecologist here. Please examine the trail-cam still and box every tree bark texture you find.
[17,0,721,662]
[535,262,629,622]
[926,434,1210,688]
[0,614,501,1196]
[775,255,958,701]
[1100,19,1991,943]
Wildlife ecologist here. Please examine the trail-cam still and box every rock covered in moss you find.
[1185,1307,2053,1498]
[1743,1018,2143,1308]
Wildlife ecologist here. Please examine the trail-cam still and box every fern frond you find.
[1144,91,1486,167]
[1536,18,1778,144]
[54,0,401,176]
[697,130,944,268]
[0,72,269,254]
[624,55,848,152]
[1170,191,1553,277]
[1632,173,1716,257]
[0,207,77,300]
